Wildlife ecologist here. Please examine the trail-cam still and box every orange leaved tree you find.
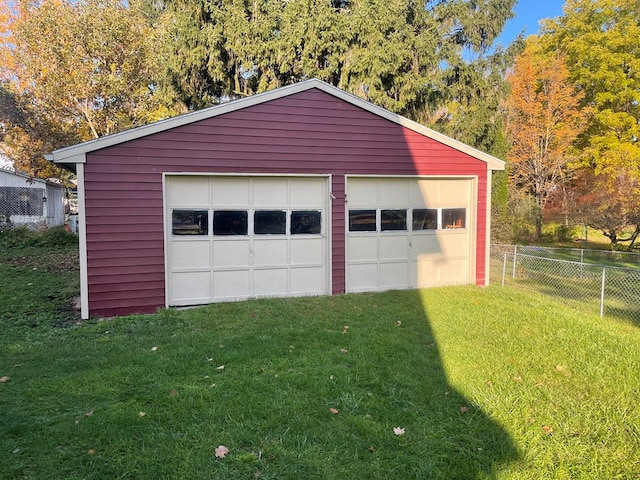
[505,39,587,240]
[0,0,175,179]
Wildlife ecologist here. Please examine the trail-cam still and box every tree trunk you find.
[627,225,640,251]
[535,212,543,241]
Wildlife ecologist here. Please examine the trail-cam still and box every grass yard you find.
[1,231,640,479]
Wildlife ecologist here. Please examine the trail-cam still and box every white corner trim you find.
[485,170,493,286]
[162,174,170,310]
[48,79,506,170]
[76,163,90,319]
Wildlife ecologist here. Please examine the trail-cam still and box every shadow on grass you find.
[0,291,519,479]
[376,290,519,478]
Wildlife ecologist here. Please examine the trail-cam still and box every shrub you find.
[0,225,77,249]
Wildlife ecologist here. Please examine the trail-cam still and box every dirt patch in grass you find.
[4,250,79,272]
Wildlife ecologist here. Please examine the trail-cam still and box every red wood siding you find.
[83,88,489,317]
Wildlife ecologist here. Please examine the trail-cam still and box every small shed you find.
[0,167,64,229]
[47,79,505,319]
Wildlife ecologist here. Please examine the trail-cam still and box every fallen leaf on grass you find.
[169,389,178,396]
[87,449,96,455]
[342,326,349,335]
[340,348,348,354]
[216,365,225,371]
[215,445,229,458]
[329,408,339,415]
[368,446,376,452]
[395,320,402,327]
[460,406,469,413]
[85,410,94,418]
[0,376,10,383]
[12,448,19,454]
[393,427,405,436]
[542,425,553,435]
[138,411,146,417]
[150,346,158,351]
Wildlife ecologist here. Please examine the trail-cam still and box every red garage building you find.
[48,79,505,319]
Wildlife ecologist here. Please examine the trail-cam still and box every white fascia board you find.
[48,80,324,164]
[48,78,506,171]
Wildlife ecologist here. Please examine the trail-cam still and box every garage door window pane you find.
[412,209,438,230]
[381,209,407,231]
[349,210,376,232]
[172,210,208,235]
[255,210,286,234]
[213,210,248,236]
[442,208,466,229]
[291,210,321,235]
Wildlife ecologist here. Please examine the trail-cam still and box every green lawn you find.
[1,231,639,479]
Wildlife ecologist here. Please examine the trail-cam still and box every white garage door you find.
[165,175,329,306]
[346,177,475,292]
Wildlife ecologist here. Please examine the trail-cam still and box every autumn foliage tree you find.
[542,0,640,247]
[0,0,176,178]
[566,169,640,246]
[505,39,586,240]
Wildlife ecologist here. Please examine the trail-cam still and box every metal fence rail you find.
[490,249,640,323]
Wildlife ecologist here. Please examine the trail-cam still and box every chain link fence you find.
[490,246,640,323]
[493,244,640,267]
[0,186,45,217]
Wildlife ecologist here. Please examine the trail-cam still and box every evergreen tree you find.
[151,0,518,151]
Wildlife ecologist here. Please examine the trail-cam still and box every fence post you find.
[600,267,606,318]
[502,252,507,287]
[512,246,518,279]
[580,249,584,264]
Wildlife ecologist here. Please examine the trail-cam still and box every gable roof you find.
[46,78,505,171]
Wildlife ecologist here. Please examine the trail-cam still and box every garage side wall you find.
[83,88,488,317]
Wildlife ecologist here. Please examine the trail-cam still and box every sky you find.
[494,0,567,48]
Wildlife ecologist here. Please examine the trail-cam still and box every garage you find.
[165,175,330,306]
[48,79,504,319]
[346,176,475,292]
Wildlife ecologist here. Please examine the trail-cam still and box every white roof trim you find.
[48,78,505,171]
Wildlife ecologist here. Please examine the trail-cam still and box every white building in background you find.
[0,167,65,229]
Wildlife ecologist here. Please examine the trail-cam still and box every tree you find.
[151,0,518,151]
[565,169,640,247]
[0,0,176,178]
[505,39,587,240]
[542,0,640,244]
